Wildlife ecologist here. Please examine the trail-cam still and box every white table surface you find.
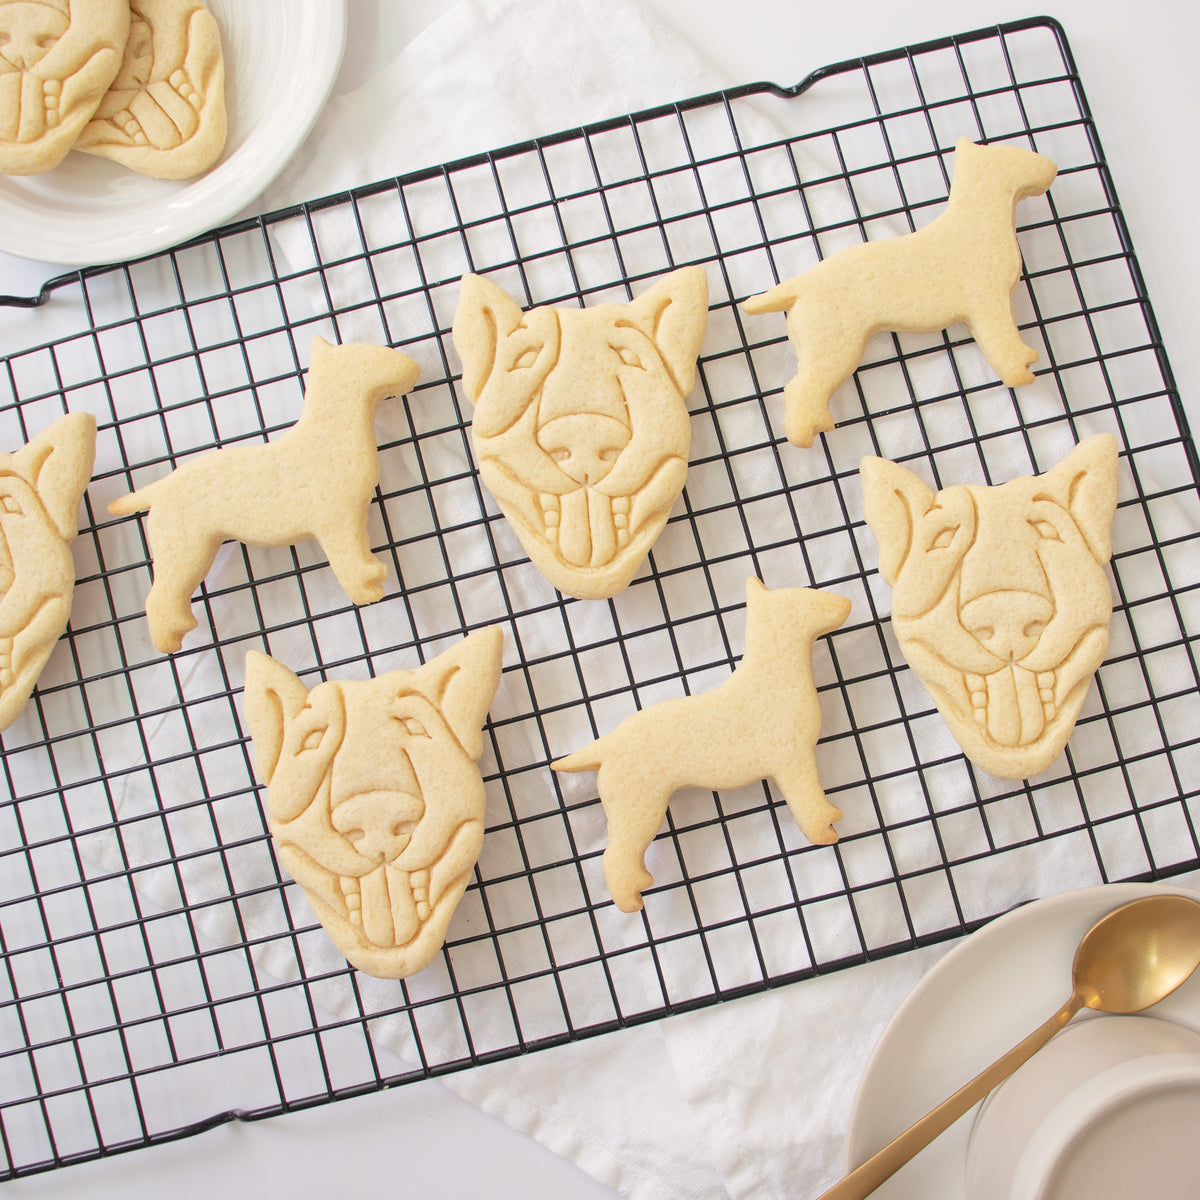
[2,1,1197,1196]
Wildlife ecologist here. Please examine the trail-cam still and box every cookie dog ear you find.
[11,413,97,541]
[243,651,313,785]
[861,456,935,586]
[419,626,504,761]
[626,265,709,396]
[452,274,528,401]
[1040,434,1118,565]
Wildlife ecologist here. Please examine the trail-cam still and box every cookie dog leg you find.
[967,296,1040,388]
[318,521,387,605]
[143,519,222,652]
[597,768,672,913]
[782,319,867,449]
[773,761,842,847]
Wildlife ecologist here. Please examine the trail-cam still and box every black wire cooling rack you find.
[1,15,1198,1179]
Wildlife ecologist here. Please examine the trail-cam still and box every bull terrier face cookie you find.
[243,627,504,979]
[453,267,708,600]
[862,434,1118,779]
[75,0,226,180]
[0,411,96,731]
[0,0,130,174]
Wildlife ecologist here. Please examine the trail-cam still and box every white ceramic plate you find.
[844,882,1200,1200]
[0,0,347,266]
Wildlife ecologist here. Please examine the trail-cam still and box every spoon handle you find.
[814,994,1084,1200]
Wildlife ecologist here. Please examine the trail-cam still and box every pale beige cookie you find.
[0,411,96,731]
[75,0,226,180]
[743,138,1058,447]
[452,267,708,600]
[107,336,420,654]
[861,434,1118,779]
[243,626,504,979]
[0,0,129,175]
[553,578,850,911]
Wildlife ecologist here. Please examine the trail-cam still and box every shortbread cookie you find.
[743,138,1057,447]
[108,336,420,654]
[453,267,708,600]
[553,579,849,911]
[861,434,1118,779]
[0,0,130,174]
[0,411,96,731]
[75,0,226,180]
[243,627,504,979]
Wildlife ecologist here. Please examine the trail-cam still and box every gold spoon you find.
[816,892,1200,1200]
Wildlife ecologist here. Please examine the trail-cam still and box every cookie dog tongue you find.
[358,863,421,948]
[984,664,1045,746]
[557,487,617,567]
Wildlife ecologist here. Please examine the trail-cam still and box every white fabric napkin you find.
[77,3,1198,1197]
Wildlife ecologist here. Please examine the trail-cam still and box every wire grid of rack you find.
[1,15,1198,1179]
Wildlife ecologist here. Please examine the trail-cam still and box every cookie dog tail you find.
[107,485,158,516]
[550,742,604,775]
[741,275,806,315]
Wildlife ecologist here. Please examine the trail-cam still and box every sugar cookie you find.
[108,336,420,654]
[743,138,1057,447]
[243,626,504,979]
[861,434,1118,779]
[0,411,96,731]
[453,267,708,600]
[75,0,226,180]
[553,578,850,911]
[0,0,130,174]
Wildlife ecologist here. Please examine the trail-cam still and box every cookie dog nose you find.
[332,790,424,862]
[960,590,1053,662]
[537,414,630,485]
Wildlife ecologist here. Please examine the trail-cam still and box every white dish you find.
[844,882,1200,1200]
[0,0,347,267]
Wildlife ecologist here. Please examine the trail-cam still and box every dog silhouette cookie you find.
[744,138,1058,447]
[75,0,225,179]
[0,0,129,174]
[108,335,420,654]
[0,411,96,731]
[243,627,504,979]
[861,435,1118,779]
[453,267,708,599]
[553,579,850,911]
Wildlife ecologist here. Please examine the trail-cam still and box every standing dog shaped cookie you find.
[743,138,1058,447]
[452,267,708,599]
[75,0,226,180]
[0,411,96,731]
[108,336,419,654]
[0,0,130,174]
[553,579,850,912]
[243,627,504,979]
[861,435,1118,779]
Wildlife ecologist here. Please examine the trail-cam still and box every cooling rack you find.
[1,15,1198,1179]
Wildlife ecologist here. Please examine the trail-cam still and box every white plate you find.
[0,0,347,266]
[844,882,1200,1200]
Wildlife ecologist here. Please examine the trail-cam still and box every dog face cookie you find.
[553,579,849,911]
[453,267,708,600]
[74,0,225,180]
[108,335,420,654]
[243,627,504,979]
[861,435,1117,779]
[0,411,96,731]
[0,0,130,174]
[743,138,1057,447]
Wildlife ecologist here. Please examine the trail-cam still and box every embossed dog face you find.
[0,412,96,732]
[453,267,708,599]
[862,435,1118,778]
[243,627,504,979]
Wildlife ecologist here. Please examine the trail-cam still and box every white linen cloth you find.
[239,4,1200,1199]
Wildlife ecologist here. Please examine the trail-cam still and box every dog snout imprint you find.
[743,138,1057,448]
[108,335,420,654]
[242,626,504,979]
[861,434,1118,778]
[552,579,850,912]
[0,412,96,731]
[452,267,708,599]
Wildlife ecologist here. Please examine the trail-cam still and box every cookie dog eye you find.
[929,525,958,550]
[1031,519,1061,542]
[301,729,325,751]
[513,347,540,369]
[615,346,643,369]
[0,494,21,515]
[400,716,429,738]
